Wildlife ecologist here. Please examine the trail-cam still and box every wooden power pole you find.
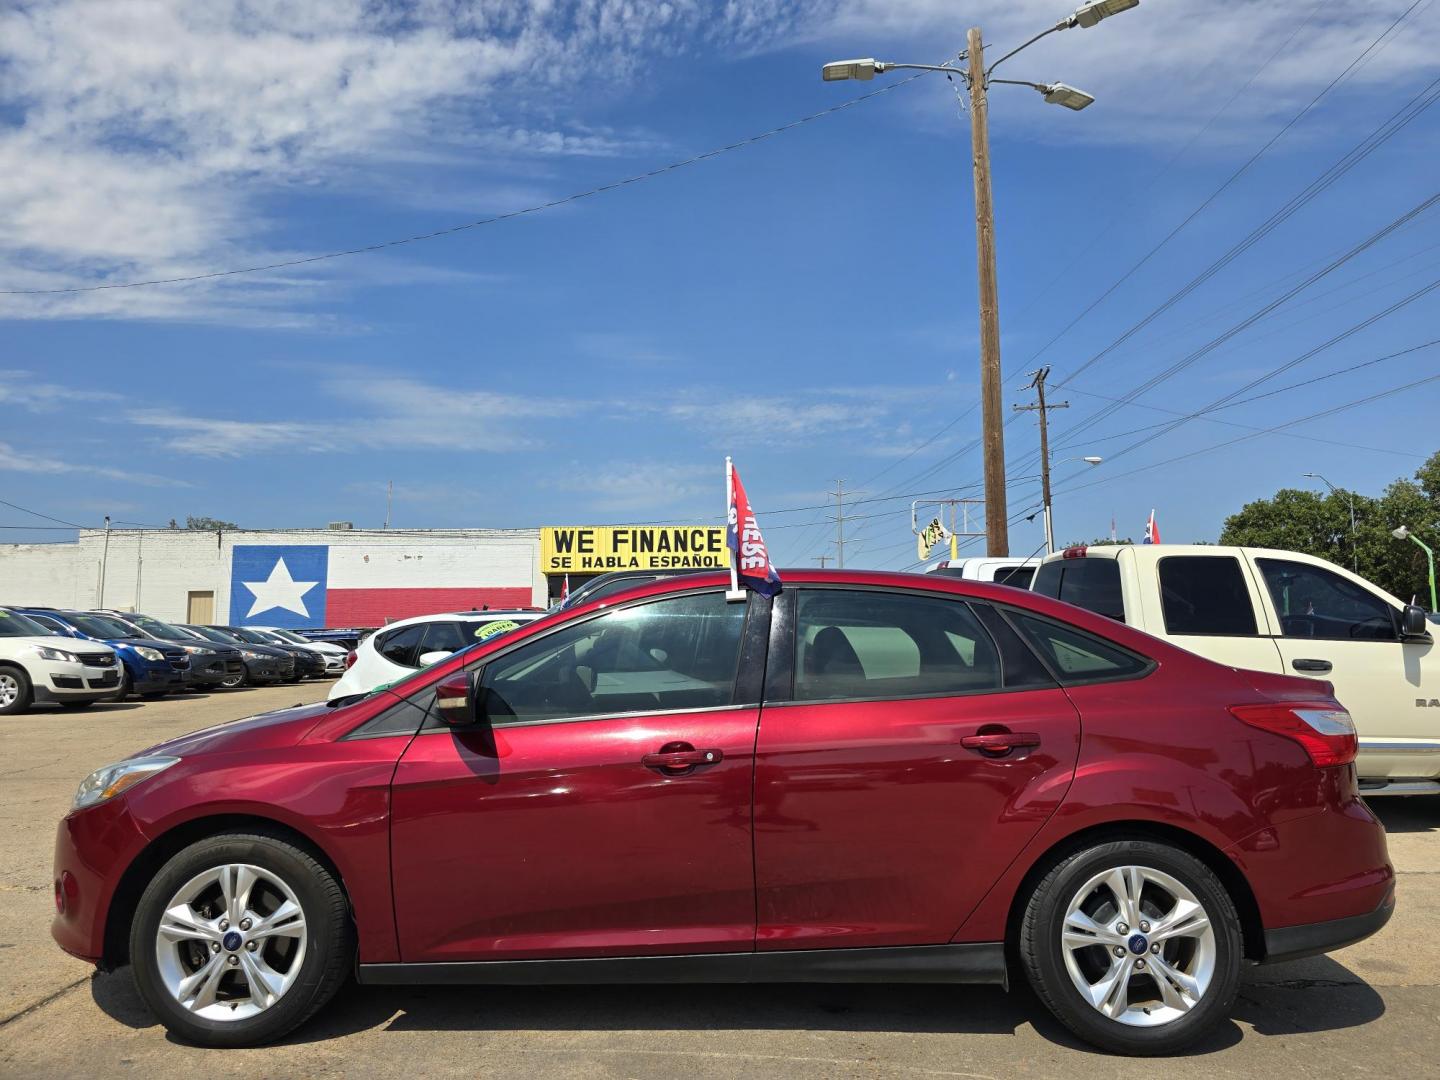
[967,26,1009,557]
[1014,366,1069,555]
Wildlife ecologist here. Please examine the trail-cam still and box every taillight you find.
[1229,703,1357,767]
[344,650,357,670]
[1062,545,1088,559]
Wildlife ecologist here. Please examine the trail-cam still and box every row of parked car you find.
[0,606,347,715]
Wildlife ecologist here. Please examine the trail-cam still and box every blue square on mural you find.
[229,545,329,627]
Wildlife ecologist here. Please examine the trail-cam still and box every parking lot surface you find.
[3,687,1438,1079]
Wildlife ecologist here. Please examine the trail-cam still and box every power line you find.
[1,74,933,297]
[0,497,85,529]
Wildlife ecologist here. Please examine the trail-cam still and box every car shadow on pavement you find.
[88,953,1383,1054]
[1369,798,1440,834]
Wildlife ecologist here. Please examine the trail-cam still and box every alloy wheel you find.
[0,673,18,708]
[154,863,307,1021]
[1060,864,1216,1026]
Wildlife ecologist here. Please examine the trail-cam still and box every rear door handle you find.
[1292,658,1333,674]
[961,732,1040,754]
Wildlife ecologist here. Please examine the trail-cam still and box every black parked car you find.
[214,626,325,680]
[177,625,295,686]
[106,613,245,691]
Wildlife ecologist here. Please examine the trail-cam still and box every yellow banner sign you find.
[541,526,730,575]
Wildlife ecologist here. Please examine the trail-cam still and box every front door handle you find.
[961,732,1040,755]
[642,742,723,772]
[1292,658,1333,674]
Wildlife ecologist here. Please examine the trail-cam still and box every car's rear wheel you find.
[0,666,33,715]
[129,832,351,1047]
[1020,839,1241,1056]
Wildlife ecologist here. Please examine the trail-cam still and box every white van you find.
[1031,544,1437,794]
[926,556,1040,590]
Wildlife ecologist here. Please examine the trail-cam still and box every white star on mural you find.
[243,558,319,618]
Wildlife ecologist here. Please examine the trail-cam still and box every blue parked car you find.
[18,609,190,700]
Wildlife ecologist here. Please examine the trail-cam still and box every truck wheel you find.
[0,666,33,715]
[129,831,351,1048]
[1020,838,1242,1056]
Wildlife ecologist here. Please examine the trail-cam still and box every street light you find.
[1303,472,1358,573]
[1393,525,1437,611]
[821,0,1138,557]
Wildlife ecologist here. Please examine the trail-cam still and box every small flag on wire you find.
[1143,509,1161,545]
[561,573,570,604]
[726,457,782,598]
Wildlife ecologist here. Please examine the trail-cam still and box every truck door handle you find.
[1292,658,1333,674]
[642,743,723,771]
[961,732,1040,755]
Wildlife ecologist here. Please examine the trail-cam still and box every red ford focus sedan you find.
[52,571,1392,1055]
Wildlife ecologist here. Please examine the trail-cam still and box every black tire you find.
[1019,838,1242,1056]
[0,665,33,716]
[58,700,96,710]
[220,672,247,689]
[114,670,134,701]
[129,831,351,1048]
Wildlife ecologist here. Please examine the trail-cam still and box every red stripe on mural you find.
[325,588,534,626]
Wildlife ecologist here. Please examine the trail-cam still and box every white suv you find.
[329,610,543,699]
[0,607,122,714]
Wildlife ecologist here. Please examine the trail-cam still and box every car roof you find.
[371,610,544,633]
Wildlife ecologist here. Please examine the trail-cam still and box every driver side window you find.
[478,591,748,725]
[1256,558,1397,642]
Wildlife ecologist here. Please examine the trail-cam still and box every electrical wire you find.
[0,497,85,529]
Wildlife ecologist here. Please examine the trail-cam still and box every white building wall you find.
[0,528,546,624]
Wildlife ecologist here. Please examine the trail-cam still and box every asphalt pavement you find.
[2,684,1437,1078]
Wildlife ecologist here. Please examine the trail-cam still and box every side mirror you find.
[1401,604,1432,640]
[434,671,481,727]
[418,650,453,667]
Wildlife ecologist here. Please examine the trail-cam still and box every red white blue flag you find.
[726,458,782,598]
[1143,509,1161,545]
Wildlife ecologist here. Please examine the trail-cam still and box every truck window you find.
[1031,559,1124,620]
[1256,558,1398,642]
[992,566,1035,589]
[1158,556,1258,636]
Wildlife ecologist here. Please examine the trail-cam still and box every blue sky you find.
[2,0,1438,570]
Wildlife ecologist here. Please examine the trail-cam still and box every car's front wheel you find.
[0,666,33,715]
[1020,838,1242,1056]
[129,832,351,1047]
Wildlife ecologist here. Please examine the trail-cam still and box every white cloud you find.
[0,440,187,487]
[0,370,122,411]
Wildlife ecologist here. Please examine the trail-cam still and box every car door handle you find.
[642,746,723,770]
[1292,658,1333,674]
[961,732,1040,754]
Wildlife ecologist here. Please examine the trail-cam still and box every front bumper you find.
[1264,883,1395,964]
[128,661,188,694]
[32,659,122,703]
[51,798,151,965]
[244,656,292,683]
[187,655,245,687]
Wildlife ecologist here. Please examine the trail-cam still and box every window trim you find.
[1155,555,1261,639]
[386,586,766,737]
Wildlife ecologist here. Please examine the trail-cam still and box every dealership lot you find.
[2,686,1439,1078]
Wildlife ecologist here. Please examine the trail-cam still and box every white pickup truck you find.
[1031,543,1437,795]
[926,556,1040,589]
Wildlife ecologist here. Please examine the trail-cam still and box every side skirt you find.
[358,943,1007,987]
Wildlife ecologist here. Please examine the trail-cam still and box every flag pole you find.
[725,456,745,601]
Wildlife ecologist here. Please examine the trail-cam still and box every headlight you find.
[241,649,267,660]
[180,645,214,656]
[32,645,79,663]
[72,756,179,811]
[132,646,165,661]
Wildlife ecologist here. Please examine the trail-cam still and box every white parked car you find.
[0,607,122,714]
[926,556,1039,589]
[328,610,544,699]
[1032,543,1438,795]
[250,627,348,674]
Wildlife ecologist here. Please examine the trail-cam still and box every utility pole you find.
[812,555,832,569]
[968,26,1009,557]
[831,480,848,569]
[98,515,112,607]
[384,480,393,530]
[1014,367,1069,555]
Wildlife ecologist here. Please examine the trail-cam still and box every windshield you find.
[227,627,277,645]
[191,625,243,644]
[128,614,189,639]
[0,609,53,637]
[266,629,309,644]
[68,613,144,639]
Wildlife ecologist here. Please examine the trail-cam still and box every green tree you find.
[1220,451,1440,605]
[185,515,239,531]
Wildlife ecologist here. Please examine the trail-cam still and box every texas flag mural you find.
[229,544,531,627]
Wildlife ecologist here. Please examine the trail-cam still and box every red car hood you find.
[138,699,335,759]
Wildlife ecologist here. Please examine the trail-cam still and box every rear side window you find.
[794,590,1003,702]
[378,624,425,667]
[419,621,468,656]
[1158,556,1258,636]
[992,566,1035,589]
[1031,558,1125,620]
[1012,614,1152,685]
